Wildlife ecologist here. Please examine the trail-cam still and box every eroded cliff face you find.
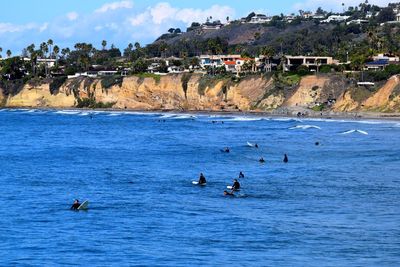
[1,73,400,113]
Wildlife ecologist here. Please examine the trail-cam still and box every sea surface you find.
[0,109,399,266]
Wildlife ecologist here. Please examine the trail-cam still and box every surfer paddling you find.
[70,199,80,210]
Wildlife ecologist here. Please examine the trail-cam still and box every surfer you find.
[231,179,241,191]
[315,141,320,146]
[70,199,80,210]
[283,154,288,163]
[255,143,259,148]
[259,157,265,163]
[239,171,245,178]
[198,173,207,185]
[222,147,230,153]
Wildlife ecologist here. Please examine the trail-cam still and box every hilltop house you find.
[202,20,224,30]
[321,15,350,23]
[199,55,241,68]
[347,19,369,25]
[249,14,272,24]
[284,55,336,71]
[23,57,56,68]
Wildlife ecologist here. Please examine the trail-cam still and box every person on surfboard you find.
[239,171,245,178]
[70,199,80,210]
[231,179,241,191]
[259,157,265,163]
[255,143,259,148]
[198,173,207,185]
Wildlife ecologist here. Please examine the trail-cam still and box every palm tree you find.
[6,50,12,58]
[102,40,107,50]
[0,47,2,59]
[260,46,275,72]
[53,45,60,67]
[47,39,53,58]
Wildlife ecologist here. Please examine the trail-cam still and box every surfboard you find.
[227,186,240,191]
[247,142,254,147]
[77,200,89,210]
[192,181,206,186]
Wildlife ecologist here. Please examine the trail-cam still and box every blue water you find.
[0,109,399,266]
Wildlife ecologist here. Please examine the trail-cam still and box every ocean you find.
[0,109,399,266]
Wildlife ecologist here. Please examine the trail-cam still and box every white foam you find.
[107,113,121,116]
[55,110,81,115]
[289,125,321,130]
[228,117,263,121]
[340,129,368,135]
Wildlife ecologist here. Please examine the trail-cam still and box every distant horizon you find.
[0,0,396,54]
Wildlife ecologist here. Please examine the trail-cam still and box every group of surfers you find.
[197,142,291,196]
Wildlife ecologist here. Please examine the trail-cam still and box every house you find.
[284,55,336,71]
[23,57,56,67]
[284,14,296,22]
[249,14,272,24]
[167,66,184,73]
[301,11,313,19]
[313,14,326,19]
[199,55,241,68]
[202,20,224,30]
[365,59,389,71]
[321,15,350,23]
[397,13,400,22]
[347,19,369,25]
[373,53,399,63]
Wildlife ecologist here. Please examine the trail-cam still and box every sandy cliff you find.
[1,73,400,113]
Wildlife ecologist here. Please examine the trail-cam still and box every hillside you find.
[1,74,400,115]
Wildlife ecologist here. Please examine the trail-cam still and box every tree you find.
[102,40,107,50]
[376,7,396,23]
[174,28,181,34]
[47,39,53,58]
[0,47,2,59]
[315,7,325,15]
[6,50,11,58]
[53,45,60,60]
[132,58,149,73]
[168,28,175,34]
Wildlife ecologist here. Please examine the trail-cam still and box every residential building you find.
[23,57,56,68]
[284,55,336,71]
[301,11,313,19]
[365,59,389,71]
[249,14,272,24]
[321,15,350,23]
[347,19,369,25]
[199,55,241,68]
[373,53,399,63]
[202,20,224,30]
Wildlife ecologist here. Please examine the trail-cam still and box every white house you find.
[347,19,369,25]
[249,14,272,24]
[202,20,224,30]
[322,15,350,23]
[199,55,241,68]
[373,53,399,62]
[23,57,56,67]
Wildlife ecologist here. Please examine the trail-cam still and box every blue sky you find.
[0,0,394,55]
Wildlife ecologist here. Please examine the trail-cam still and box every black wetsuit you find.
[199,175,206,185]
[283,154,288,163]
[232,181,241,190]
[70,202,80,210]
[239,172,244,178]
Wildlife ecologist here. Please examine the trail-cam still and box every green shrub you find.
[76,97,115,108]
[181,73,192,97]
[134,73,161,83]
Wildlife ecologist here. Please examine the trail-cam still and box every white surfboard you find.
[192,181,206,186]
[247,142,254,147]
[227,186,240,191]
[77,200,89,210]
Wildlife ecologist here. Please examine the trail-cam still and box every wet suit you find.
[239,172,244,178]
[198,174,207,185]
[70,201,80,210]
[232,181,241,191]
[283,154,288,163]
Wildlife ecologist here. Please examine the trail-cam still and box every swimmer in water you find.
[283,154,288,163]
